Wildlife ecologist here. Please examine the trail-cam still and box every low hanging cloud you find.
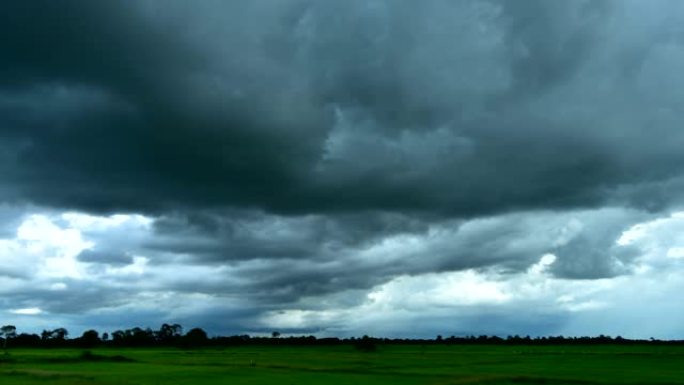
[2,206,678,337]
[2,1,684,338]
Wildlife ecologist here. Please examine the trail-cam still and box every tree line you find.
[0,324,208,349]
[1,324,683,350]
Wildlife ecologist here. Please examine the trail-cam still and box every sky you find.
[1,0,684,339]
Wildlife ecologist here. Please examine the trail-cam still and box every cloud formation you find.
[1,1,684,338]
[3,1,684,215]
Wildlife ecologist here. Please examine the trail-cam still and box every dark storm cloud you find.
[2,0,684,217]
[147,210,430,262]
[0,0,329,214]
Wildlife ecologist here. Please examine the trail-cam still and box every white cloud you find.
[618,210,684,267]
[61,212,152,232]
[11,307,43,315]
[16,214,90,279]
[50,282,68,291]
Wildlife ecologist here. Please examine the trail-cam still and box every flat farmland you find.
[1,345,683,384]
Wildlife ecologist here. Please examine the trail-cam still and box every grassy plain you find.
[0,344,683,384]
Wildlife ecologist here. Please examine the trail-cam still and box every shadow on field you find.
[30,351,136,364]
[78,350,136,363]
[447,376,600,385]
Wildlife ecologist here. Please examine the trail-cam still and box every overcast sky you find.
[2,0,684,339]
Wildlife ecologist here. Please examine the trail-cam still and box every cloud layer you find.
[4,1,684,215]
[2,1,684,338]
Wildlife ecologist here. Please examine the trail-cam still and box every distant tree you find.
[51,328,69,340]
[111,330,125,344]
[1,325,17,350]
[271,331,281,338]
[14,333,40,348]
[157,323,183,344]
[102,332,109,342]
[182,328,209,348]
[41,328,68,347]
[79,330,100,348]
[126,327,155,346]
[354,335,377,352]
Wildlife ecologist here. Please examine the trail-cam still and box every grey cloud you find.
[130,208,649,309]
[549,210,645,278]
[3,280,137,314]
[147,210,430,263]
[77,249,134,266]
[0,204,25,239]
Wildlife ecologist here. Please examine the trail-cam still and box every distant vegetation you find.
[1,323,682,350]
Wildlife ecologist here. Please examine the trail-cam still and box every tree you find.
[182,328,209,348]
[41,328,69,346]
[354,335,377,352]
[51,328,69,340]
[157,323,183,344]
[1,325,17,350]
[14,333,40,348]
[126,327,154,346]
[79,330,100,348]
[111,330,125,344]
[271,331,281,339]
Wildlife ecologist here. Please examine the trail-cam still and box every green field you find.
[1,345,683,384]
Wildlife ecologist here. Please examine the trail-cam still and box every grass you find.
[0,344,683,384]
